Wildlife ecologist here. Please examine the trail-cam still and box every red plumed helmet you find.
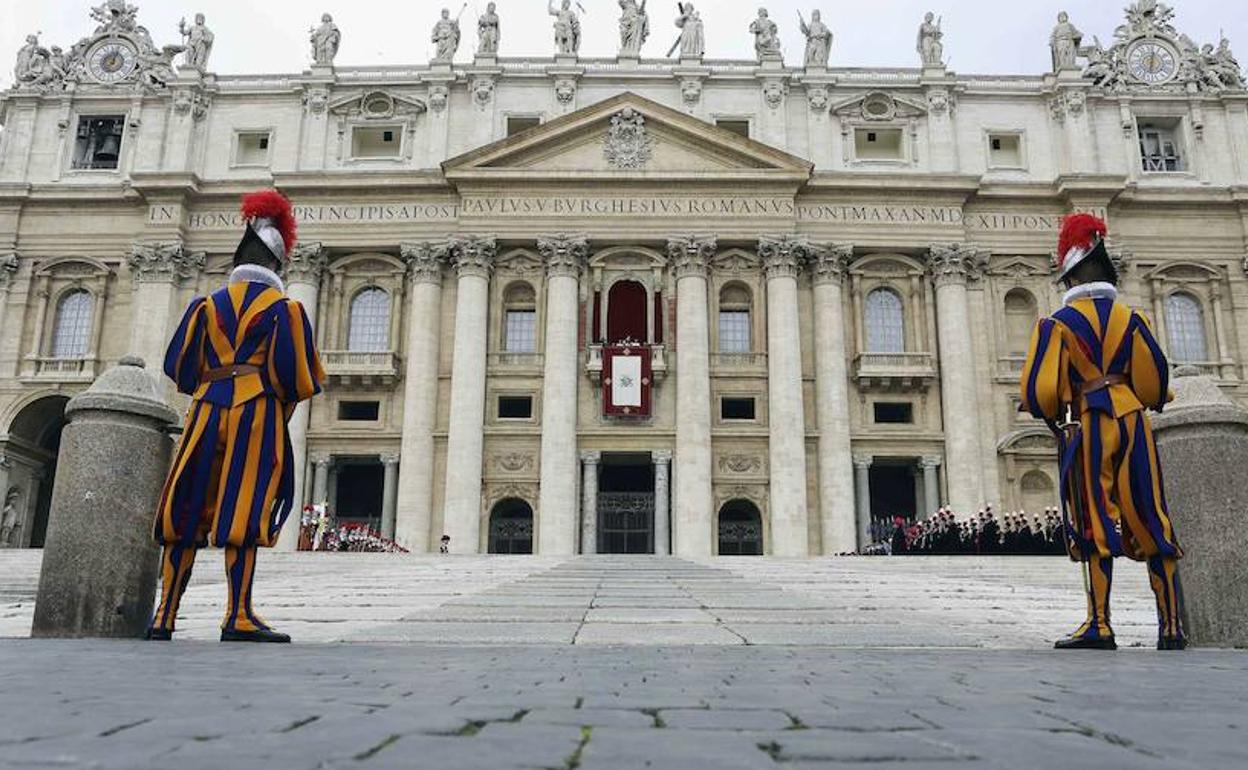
[1056,213,1107,279]
[240,189,297,260]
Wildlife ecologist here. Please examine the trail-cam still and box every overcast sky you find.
[0,0,1243,87]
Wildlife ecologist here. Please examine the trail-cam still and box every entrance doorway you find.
[2,395,69,548]
[488,498,534,554]
[717,500,763,555]
[333,460,384,532]
[597,453,654,554]
[869,461,918,540]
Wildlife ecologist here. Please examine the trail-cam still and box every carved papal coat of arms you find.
[603,108,653,169]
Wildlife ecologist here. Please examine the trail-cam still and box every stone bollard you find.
[1152,366,1248,648]
[31,356,178,639]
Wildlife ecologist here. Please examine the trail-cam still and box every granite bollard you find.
[31,356,178,639]
[1151,366,1248,648]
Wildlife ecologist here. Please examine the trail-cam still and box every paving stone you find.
[583,607,716,624]
[574,622,744,646]
[659,707,794,730]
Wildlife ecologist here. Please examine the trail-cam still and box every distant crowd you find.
[298,504,408,553]
[862,507,1068,556]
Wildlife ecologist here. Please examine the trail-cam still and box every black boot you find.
[220,628,291,643]
[1157,636,1188,651]
[143,627,173,641]
[1054,635,1117,650]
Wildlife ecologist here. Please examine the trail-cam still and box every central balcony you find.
[321,350,402,387]
[853,351,937,391]
[586,344,667,382]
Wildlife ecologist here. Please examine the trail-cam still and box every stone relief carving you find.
[718,454,762,474]
[477,2,501,56]
[926,88,952,116]
[549,0,582,56]
[916,12,944,67]
[618,0,650,58]
[603,108,653,169]
[472,77,495,106]
[0,253,20,288]
[680,77,702,106]
[806,86,829,112]
[799,10,833,68]
[709,250,759,274]
[128,242,205,283]
[762,80,786,109]
[555,78,578,105]
[428,85,449,113]
[303,87,330,114]
[493,452,535,473]
[172,87,211,120]
[831,91,927,123]
[431,8,461,63]
[178,13,214,70]
[750,9,782,63]
[715,484,766,505]
[311,13,341,66]
[329,91,426,121]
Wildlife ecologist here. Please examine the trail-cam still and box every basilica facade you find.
[1,1,1246,556]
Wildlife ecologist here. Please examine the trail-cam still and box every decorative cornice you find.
[285,242,328,285]
[758,235,810,280]
[449,235,496,278]
[536,234,589,278]
[0,253,18,289]
[810,244,854,286]
[666,235,717,279]
[400,241,449,285]
[927,243,983,287]
[127,241,204,283]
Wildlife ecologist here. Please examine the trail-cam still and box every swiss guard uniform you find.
[147,190,325,643]
[1020,214,1185,650]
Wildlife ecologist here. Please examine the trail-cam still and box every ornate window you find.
[864,288,905,353]
[1164,292,1206,363]
[502,282,537,353]
[1003,288,1039,356]
[50,290,93,358]
[347,287,391,352]
[717,283,752,353]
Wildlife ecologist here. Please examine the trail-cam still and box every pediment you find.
[328,90,426,120]
[986,257,1049,278]
[831,91,928,122]
[443,92,812,181]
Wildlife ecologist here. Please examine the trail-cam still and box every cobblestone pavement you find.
[2,553,1244,769]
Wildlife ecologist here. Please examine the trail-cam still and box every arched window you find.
[51,290,93,358]
[1003,288,1039,356]
[347,288,391,352]
[717,283,752,354]
[1164,292,1207,363]
[502,282,537,353]
[865,288,905,353]
[607,280,647,344]
[488,498,534,554]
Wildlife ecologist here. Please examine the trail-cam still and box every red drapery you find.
[607,280,647,343]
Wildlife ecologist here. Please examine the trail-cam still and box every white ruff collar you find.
[1063,282,1117,306]
[229,264,286,295]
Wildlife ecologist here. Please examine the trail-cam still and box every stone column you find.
[310,454,331,506]
[32,357,178,638]
[276,242,327,551]
[1152,367,1248,647]
[580,451,600,555]
[380,454,400,540]
[537,235,588,556]
[920,456,941,517]
[395,242,448,552]
[810,245,857,554]
[928,244,986,515]
[653,450,672,555]
[759,236,811,557]
[126,242,205,384]
[668,236,717,557]
[853,455,873,549]
[442,236,495,553]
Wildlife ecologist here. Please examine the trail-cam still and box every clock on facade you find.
[87,40,139,84]
[1126,40,1179,85]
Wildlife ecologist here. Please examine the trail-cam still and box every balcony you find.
[488,352,544,374]
[854,352,937,391]
[321,350,402,387]
[22,356,97,383]
[995,355,1027,383]
[587,344,667,382]
[711,352,768,375]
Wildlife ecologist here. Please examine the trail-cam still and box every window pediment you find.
[35,256,112,279]
[831,91,928,122]
[328,90,427,120]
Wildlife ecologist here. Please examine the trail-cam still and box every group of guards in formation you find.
[140,190,1188,651]
[876,508,1068,557]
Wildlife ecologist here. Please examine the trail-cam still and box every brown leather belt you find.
[1077,374,1126,396]
[203,364,261,382]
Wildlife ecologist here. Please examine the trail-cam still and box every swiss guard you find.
[146,190,325,643]
[1020,213,1185,651]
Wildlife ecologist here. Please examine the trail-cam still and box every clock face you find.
[1127,41,1178,85]
[87,41,138,84]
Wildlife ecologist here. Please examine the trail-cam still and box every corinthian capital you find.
[536,234,589,279]
[401,241,450,285]
[809,244,854,285]
[666,235,717,279]
[0,252,18,289]
[449,235,496,279]
[758,235,811,280]
[127,241,205,284]
[285,242,328,285]
[927,244,983,287]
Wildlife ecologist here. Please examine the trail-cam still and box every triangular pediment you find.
[443,92,812,182]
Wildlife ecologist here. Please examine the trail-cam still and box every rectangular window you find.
[718,310,751,353]
[1137,120,1183,172]
[721,397,756,421]
[498,396,533,420]
[874,402,914,424]
[72,116,125,170]
[987,133,1023,168]
[854,127,904,161]
[504,310,537,353]
[351,125,402,159]
[234,131,272,166]
[338,401,381,421]
[716,119,750,138]
[507,116,541,136]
